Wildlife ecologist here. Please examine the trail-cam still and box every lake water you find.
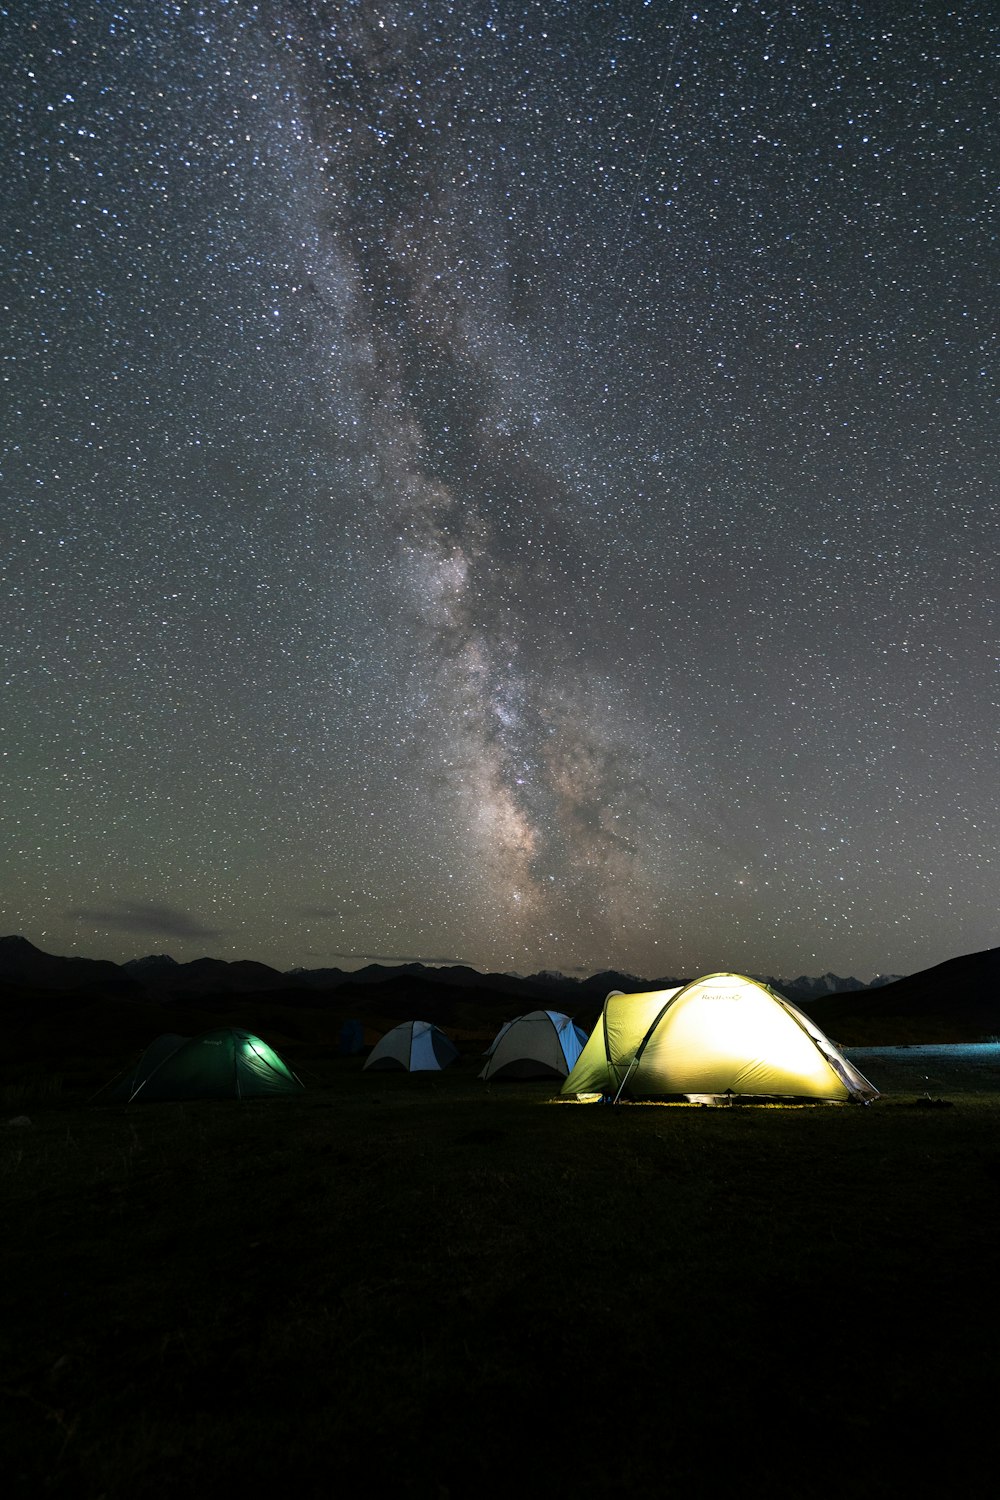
[844,1042,1000,1094]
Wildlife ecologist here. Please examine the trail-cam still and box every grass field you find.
[4,1056,1000,1496]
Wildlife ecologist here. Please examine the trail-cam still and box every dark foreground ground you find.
[3,1053,1000,1497]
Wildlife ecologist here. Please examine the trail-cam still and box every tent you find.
[363,1020,459,1072]
[99,1028,304,1102]
[480,1009,588,1081]
[337,1019,365,1057]
[561,973,877,1104]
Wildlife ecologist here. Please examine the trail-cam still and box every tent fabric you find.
[363,1020,459,1072]
[101,1028,303,1102]
[106,1032,190,1101]
[480,1009,588,1081]
[562,973,877,1103]
[337,1019,365,1056]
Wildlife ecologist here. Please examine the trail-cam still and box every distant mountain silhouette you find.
[290,961,532,995]
[800,947,1000,1043]
[134,955,291,995]
[767,971,903,998]
[0,934,140,995]
[121,954,179,976]
[3,934,998,1044]
[0,935,886,1007]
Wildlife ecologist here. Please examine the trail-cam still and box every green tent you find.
[562,973,878,1104]
[101,1028,303,1102]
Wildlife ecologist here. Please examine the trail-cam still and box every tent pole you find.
[612,1055,639,1105]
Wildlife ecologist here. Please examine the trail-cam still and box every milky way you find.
[3,2,997,979]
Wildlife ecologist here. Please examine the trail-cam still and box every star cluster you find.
[2,1,997,979]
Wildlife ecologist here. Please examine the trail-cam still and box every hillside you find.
[802,946,1000,1044]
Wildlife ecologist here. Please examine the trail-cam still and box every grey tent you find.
[363,1020,459,1072]
[480,1009,588,1081]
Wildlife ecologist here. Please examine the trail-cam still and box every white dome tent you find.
[562,973,877,1104]
[363,1020,459,1073]
[480,1009,588,1081]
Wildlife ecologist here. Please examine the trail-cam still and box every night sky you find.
[3,2,997,981]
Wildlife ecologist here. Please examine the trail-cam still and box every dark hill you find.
[138,955,295,996]
[328,971,547,1035]
[0,935,140,996]
[801,946,1000,1043]
[4,934,999,1052]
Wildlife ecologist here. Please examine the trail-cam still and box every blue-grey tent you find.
[363,1020,458,1072]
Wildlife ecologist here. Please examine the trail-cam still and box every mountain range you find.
[1,934,997,1045]
[0,934,898,1005]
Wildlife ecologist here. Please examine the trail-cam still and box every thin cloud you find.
[67,901,222,940]
[324,951,471,966]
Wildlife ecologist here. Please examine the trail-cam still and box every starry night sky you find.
[3,1,997,980]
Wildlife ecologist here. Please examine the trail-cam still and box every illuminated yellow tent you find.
[562,973,877,1104]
